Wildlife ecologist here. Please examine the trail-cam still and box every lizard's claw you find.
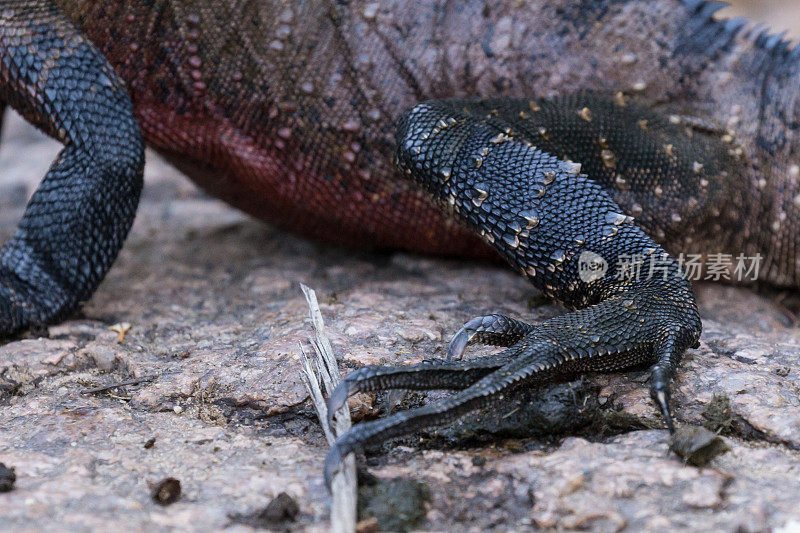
[447,314,535,360]
[651,373,676,433]
[445,321,476,361]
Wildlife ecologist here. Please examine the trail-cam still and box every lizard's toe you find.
[447,314,535,360]
[324,281,700,486]
[326,354,513,427]
[652,388,675,433]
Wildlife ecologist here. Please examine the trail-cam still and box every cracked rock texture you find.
[2,29,800,533]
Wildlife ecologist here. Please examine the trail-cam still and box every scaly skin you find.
[325,95,709,485]
[48,0,800,275]
[0,1,143,335]
[1,0,799,487]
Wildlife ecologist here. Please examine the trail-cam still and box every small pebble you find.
[152,477,181,505]
[670,426,730,466]
[0,463,16,492]
[259,492,299,523]
[472,456,487,467]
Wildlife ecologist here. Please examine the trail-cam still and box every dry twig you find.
[79,374,156,395]
[299,284,357,533]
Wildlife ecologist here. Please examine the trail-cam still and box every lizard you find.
[0,0,798,485]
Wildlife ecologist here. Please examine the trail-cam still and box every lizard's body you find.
[1,0,799,481]
[51,0,800,279]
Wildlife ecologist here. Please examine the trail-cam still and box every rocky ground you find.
[2,4,800,531]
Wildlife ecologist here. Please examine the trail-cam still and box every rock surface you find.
[2,19,800,531]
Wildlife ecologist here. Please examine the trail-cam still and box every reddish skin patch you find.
[135,103,492,257]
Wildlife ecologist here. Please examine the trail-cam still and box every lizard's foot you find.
[324,94,716,486]
[325,281,698,487]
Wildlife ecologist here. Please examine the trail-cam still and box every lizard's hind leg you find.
[324,95,710,485]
